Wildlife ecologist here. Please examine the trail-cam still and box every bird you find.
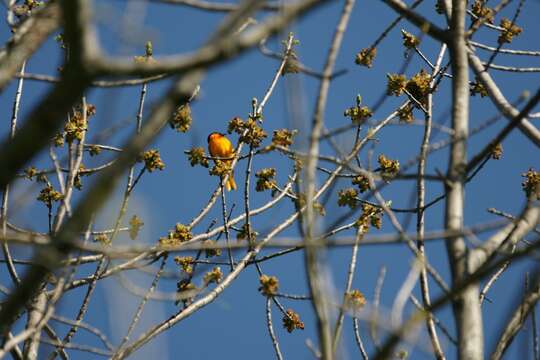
[207,132,237,191]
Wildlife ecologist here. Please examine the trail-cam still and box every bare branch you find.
[0,0,95,191]
[266,297,284,360]
[416,44,447,360]
[471,202,540,271]
[446,0,483,357]
[470,41,540,56]
[1,60,26,286]
[381,0,449,43]
[332,228,363,352]
[0,2,60,91]
[353,317,369,360]
[468,52,540,147]
[117,255,168,351]
[150,0,281,12]
[303,0,356,357]
[490,276,540,360]
[91,0,331,77]
[372,240,540,360]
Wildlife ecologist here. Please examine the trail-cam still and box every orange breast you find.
[209,137,233,158]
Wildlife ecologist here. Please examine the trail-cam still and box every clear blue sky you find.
[1,0,539,358]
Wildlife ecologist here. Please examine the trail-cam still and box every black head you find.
[207,132,224,143]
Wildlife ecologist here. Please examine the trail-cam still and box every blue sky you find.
[1,0,539,358]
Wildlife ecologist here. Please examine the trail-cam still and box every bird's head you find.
[207,132,225,143]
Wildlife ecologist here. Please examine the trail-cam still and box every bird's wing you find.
[224,138,235,155]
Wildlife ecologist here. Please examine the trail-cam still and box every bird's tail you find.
[226,173,237,191]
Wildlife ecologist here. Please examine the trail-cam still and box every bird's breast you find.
[209,141,230,157]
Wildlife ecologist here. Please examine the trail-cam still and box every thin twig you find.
[332,227,363,352]
[50,314,114,351]
[469,41,540,56]
[48,222,103,360]
[52,98,88,233]
[410,294,457,346]
[370,266,386,349]
[483,0,525,71]
[478,245,515,305]
[110,82,148,243]
[1,60,26,286]
[416,44,446,360]
[488,207,540,236]
[353,317,369,360]
[219,183,235,271]
[391,260,421,326]
[490,274,540,360]
[266,297,284,360]
[117,255,168,351]
[533,290,539,360]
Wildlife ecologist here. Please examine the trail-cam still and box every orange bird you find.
[207,132,237,191]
